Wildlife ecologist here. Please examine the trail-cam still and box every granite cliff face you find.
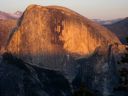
[6,5,120,67]
[0,53,71,96]
[74,44,126,96]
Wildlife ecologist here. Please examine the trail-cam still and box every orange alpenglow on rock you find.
[6,4,120,69]
[0,19,16,52]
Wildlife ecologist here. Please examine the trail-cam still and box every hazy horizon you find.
[0,0,128,20]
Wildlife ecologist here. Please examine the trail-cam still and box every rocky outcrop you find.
[6,5,120,57]
[0,53,72,96]
[0,44,126,96]
[73,44,126,96]
[5,5,120,79]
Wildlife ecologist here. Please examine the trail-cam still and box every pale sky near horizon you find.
[0,0,128,20]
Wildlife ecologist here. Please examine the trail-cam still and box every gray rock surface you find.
[0,53,72,96]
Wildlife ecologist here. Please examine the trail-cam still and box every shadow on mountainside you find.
[0,52,72,96]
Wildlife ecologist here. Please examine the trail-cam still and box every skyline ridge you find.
[0,0,128,19]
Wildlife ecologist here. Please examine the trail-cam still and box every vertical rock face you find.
[5,5,121,82]
[6,5,120,65]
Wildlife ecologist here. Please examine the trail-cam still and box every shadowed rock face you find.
[73,44,126,96]
[0,45,126,96]
[0,53,71,96]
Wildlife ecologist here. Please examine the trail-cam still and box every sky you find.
[0,0,128,20]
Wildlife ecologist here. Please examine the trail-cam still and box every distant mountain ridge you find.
[0,19,17,50]
[0,10,22,20]
[93,18,123,25]
[0,10,21,49]
[105,17,128,43]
